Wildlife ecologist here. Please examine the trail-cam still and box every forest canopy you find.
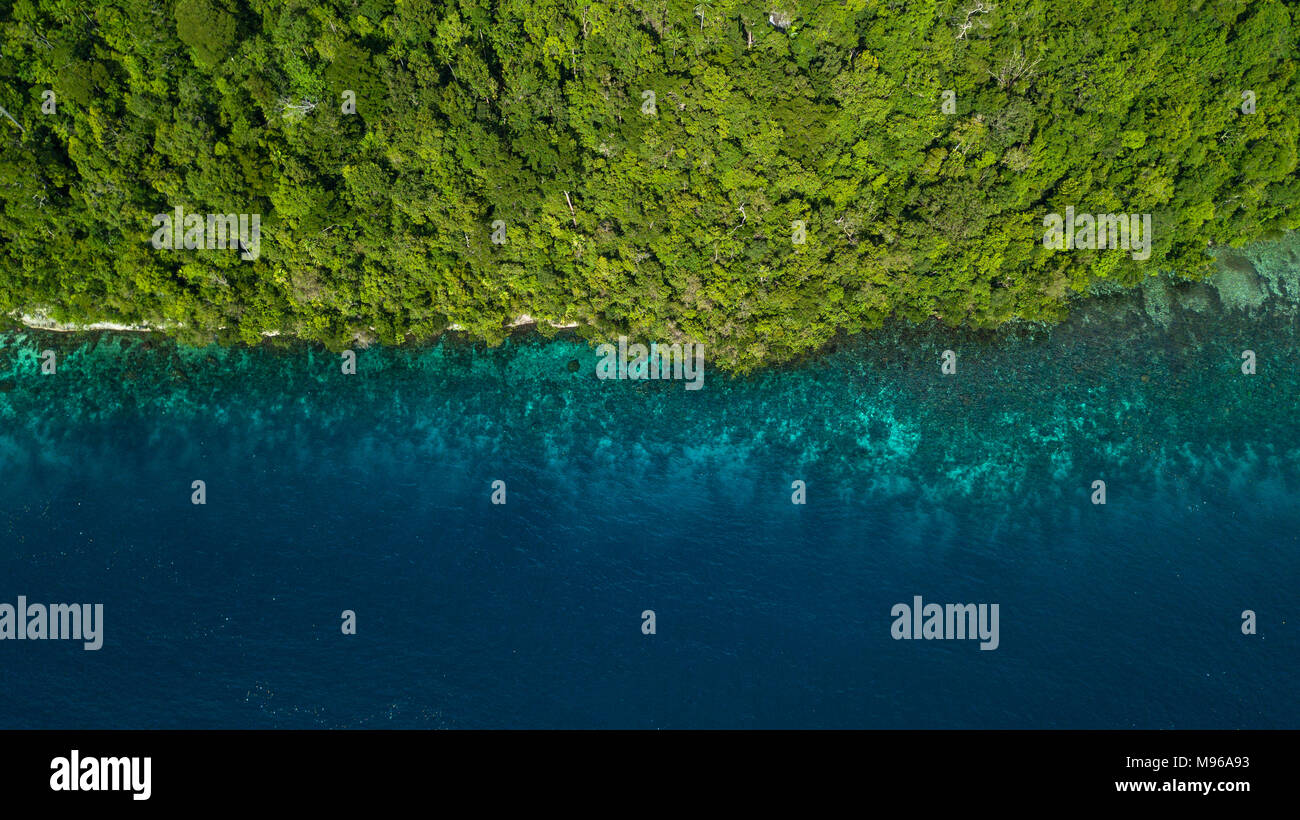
[1,0,1297,369]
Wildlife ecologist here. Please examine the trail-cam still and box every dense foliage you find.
[1,0,1297,369]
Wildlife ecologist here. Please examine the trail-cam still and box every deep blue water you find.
[2,240,1299,728]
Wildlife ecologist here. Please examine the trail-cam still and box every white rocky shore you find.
[14,311,579,336]
[16,312,161,332]
[441,315,580,331]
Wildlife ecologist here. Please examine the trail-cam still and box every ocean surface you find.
[2,236,1299,729]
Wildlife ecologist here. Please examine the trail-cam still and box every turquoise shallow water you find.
[0,236,1298,728]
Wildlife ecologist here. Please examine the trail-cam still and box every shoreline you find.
[6,233,1297,361]
[12,312,582,336]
